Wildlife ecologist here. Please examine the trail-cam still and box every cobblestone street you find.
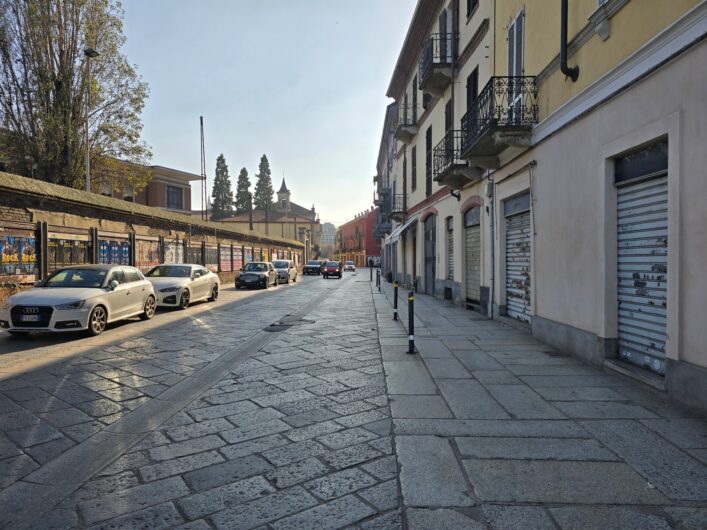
[0,271,706,529]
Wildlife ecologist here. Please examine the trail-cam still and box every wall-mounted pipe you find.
[560,0,579,81]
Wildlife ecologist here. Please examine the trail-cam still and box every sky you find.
[120,0,417,226]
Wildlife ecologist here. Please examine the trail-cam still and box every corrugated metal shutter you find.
[505,211,531,323]
[446,218,454,280]
[464,209,481,302]
[617,175,668,374]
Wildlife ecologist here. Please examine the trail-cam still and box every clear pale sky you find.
[120,0,417,225]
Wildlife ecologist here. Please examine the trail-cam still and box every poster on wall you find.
[254,248,261,262]
[0,232,37,277]
[262,248,269,263]
[205,246,218,272]
[98,239,130,265]
[48,235,89,273]
[164,239,183,264]
[234,247,243,271]
[220,245,232,272]
[135,239,161,271]
[244,247,253,263]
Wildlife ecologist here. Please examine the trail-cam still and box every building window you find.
[412,75,418,123]
[411,147,417,192]
[422,93,432,110]
[123,183,134,202]
[425,126,432,197]
[446,216,454,280]
[467,68,478,110]
[166,185,184,210]
[467,0,479,19]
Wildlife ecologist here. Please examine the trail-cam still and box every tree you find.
[234,167,251,214]
[210,154,233,220]
[0,0,151,190]
[253,154,274,211]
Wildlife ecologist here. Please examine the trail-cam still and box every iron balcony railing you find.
[397,103,418,128]
[461,76,539,154]
[433,130,467,179]
[389,193,405,214]
[419,33,455,85]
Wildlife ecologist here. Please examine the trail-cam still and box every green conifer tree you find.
[210,154,234,220]
[234,167,251,214]
[253,154,274,211]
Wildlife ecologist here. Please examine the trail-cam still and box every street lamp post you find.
[84,48,100,193]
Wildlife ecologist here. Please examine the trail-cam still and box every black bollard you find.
[393,281,398,320]
[407,290,415,354]
[370,266,373,282]
[377,269,381,292]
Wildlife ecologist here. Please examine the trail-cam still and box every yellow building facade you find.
[378,0,707,411]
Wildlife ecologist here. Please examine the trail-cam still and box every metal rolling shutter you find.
[617,175,668,374]
[505,210,531,323]
[464,208,481,302]
[446,217,454,280]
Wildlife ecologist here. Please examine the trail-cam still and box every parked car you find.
[272,260,298,284]
[344,260,356,272]
[303,260,323,275]
[0,265,156,337]
[322,261,342,279]
[236,262,279,289]
[146,264,219,309]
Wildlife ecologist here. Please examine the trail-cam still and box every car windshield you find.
[346,261,354,265]
[42,268,107,288]
[306,260,320,265]
[325,261,339,267]
[272,261,288,269]
[244,262,267,272]
[146,265,191,278]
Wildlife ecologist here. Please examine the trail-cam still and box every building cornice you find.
[386,0,445,99]
[458,18,490,69]
[534,1,707,145]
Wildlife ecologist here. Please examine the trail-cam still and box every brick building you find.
[336,208,380,268]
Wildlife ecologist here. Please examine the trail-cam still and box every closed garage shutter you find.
[505,193,531,323]
[446,217,454,280]
[617,175,668,374]
[464,207,481,302]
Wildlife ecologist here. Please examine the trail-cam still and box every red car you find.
[322,261,342,279]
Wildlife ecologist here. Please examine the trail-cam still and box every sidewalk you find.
[372,278,707,529]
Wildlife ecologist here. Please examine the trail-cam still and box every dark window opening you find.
[166,185,184,210]
[411,147,417,192]
[466,68,478,110]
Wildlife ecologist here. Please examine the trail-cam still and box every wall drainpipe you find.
[560,0,579,82]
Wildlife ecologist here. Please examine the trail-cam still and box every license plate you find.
[20,315,39,322]
[245,278,255,283]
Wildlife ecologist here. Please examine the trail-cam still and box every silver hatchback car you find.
[272,260,298,284]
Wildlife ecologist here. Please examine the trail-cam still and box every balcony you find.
[389,193,406,223]
[419,33,455,97]
[394,104,418,144]
[461,76,539,168]
[373,218,392,239]
[433,131,482,190]
[374,186,390,207]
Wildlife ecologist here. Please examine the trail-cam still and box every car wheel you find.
[140,295,156,321]
[263,279,268,289]
[87,305,107,336]
[179,289,191,309]
[7,330,29,337]
[208,284,219,301]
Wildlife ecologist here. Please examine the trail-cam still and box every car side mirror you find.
[109,280,119,290]
[239,268,243,272]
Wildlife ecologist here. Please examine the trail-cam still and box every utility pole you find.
[200,116,206,221]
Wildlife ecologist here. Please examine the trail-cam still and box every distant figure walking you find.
[368,257,373,268]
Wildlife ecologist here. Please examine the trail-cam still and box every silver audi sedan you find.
[145,264,220,309]
[0,265,156,336]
